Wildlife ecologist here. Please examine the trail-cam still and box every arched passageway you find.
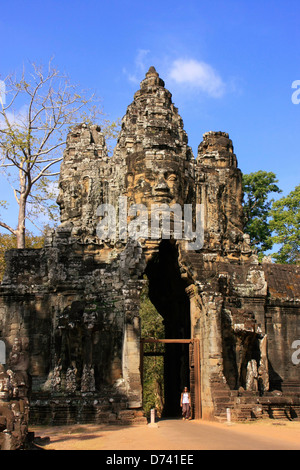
[144,240,191,417]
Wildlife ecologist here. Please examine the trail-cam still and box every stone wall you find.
[0,241,146,426]
[0,355,29,449]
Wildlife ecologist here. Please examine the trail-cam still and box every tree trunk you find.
[16,194,26,249]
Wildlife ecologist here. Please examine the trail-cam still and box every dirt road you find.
[30,418,300,451]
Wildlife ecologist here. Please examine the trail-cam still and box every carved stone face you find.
[57,176,91,223]
[126,155,190,208]
[57,178,82,222]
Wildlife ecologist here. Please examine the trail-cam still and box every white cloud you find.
[135,49,150,73]
[0,104,28,129]
[168,59,226,98]
[123,49,150,84]
[122,68,139,85]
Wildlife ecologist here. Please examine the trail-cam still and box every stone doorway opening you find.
[141,240,195,418]
[140,339,201,419]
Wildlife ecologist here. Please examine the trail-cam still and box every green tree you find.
[242,171,282,256]
[0,59,119,247]
[269,184,300,264]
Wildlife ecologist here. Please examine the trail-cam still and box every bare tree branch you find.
[31,156,63,185]
[0,221,16,235]
[0,59,119,247]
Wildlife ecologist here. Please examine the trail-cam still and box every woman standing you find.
[180,387,192,420]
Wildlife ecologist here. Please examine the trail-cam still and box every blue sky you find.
[0,0,300,231]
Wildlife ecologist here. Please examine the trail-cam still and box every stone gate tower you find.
[0,67,300,437]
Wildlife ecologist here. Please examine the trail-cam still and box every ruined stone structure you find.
[0,342,29,449]
[0,67,300,447]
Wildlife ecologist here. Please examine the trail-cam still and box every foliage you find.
[139,280,165,418]
[242,171,282,256]
[269,184,300,264]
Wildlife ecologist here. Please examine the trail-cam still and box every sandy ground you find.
[30,418,300,451]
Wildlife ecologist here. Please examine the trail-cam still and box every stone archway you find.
[140,338,201,419]
[143,240,193,417]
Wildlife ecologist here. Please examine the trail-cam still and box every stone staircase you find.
[211,376,300,422]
